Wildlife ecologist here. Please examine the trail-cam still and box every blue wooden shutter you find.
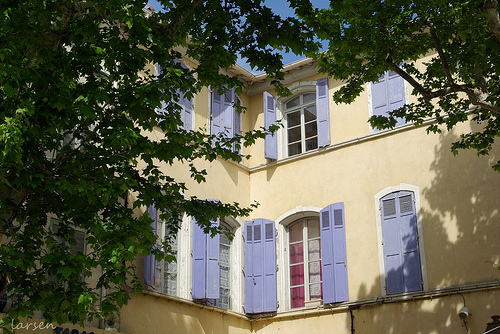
[211,89,223,136]
[182,93,192,131]
[244,221,254,313]
[223,88,235,138]
[320,203,349,303]
[144,205,158,287]
[245,219,276,314]
[263,92,277,160]
[192,217,207,299]
[316,78,330,147]
[372,71,405,129]
[381,191,422,295]
[206,218,220,299]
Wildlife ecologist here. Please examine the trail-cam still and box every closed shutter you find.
[223,88,234,138]
[316,78,330,147]
[245,219,277,314]
[211,89,223,136]
[372,71,406,129]
[144,205,158,287]
[263,92,277,160]
[320,203,349,303]
[381,191,422,295]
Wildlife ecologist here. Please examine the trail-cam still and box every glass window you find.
[285,93,318,157]
[288,218,322,308]
[208,221,232,309]
[156,219,179,296]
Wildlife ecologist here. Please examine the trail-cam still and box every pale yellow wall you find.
[121,294,251,334]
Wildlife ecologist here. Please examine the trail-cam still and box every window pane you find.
[308,239,321,262]
[220,244,230,266]
[288,126,302,143]
[290,264,305,286]
[309,283,322,301]
[288,142,302,156]
[220,266,230,288]
[303,93,315,104]
[289,243,304,264]
[286,96,300,110]
[304,106,317,122]
[308,261,322,283]
[224,90,232,103]
[305,138,318,152]
[290,286,305,308]
[307,219,320,239]
[305,122,317,139]
[164,273,177,295]
[220,287,230,309]
[289,222,303,243]
[287,111,301,127]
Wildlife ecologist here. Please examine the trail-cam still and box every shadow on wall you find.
[350,125,500,334]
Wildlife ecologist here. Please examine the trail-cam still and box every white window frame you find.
[275,206,322,311]
[374,183,428,296]
[276,81,317,160]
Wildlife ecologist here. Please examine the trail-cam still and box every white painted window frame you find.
[275,206,322,311]
[374,183,428,297]
[276,81,317,160]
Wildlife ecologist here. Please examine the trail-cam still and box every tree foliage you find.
[294,0,500,169]
[0,0,317,328]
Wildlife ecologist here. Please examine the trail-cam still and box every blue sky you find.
[145,0,329,72]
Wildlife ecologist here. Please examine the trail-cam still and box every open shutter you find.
[211,89,223,137]
[182,94,192,131]
[192,218,207,299]
[381,191,421,295]
[223,88,235,138]
[263,92,277,160]
[245,219,276,314]
[144,205,158,287]
[244,221,254,313]
[316,78,330,147]
[206,218,220,299]
[320,203,349,303]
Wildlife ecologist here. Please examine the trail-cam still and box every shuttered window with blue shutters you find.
[211,88,242,151]
[380,191,422,295]
[371,70,406,130]
[244,219,277,314]
[265,78,330,159]
[158,61,193,131]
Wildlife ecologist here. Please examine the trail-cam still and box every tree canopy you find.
[294,0,500,169]
[0,0,317,328]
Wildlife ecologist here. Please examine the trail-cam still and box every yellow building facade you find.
[7,55,500,334]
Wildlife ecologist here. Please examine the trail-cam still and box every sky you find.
[145,0,329,73]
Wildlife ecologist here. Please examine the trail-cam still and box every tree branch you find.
[428,24,454,85]
[484,0,500,42]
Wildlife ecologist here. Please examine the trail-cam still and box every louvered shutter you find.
[245,219,277,314]
[211,89,223,137]
[206,218,220,299]
[381,191,422,295]
[144,205,158,287]
[223,88,234,138]
[316,78,330,147]
[372,71,406,129]
[320,203,349,303]
[263,92,277,160]
[244,221,254,313]
[192,217,207,299]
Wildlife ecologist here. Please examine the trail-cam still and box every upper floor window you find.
[285,93,318,157]
[370,70,406,131]
[211,87,242,151]
[263,78,330,160]
[288,217,322,308]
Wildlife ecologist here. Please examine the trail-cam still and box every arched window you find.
[288,217,322,308]
[284,93,318,157]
